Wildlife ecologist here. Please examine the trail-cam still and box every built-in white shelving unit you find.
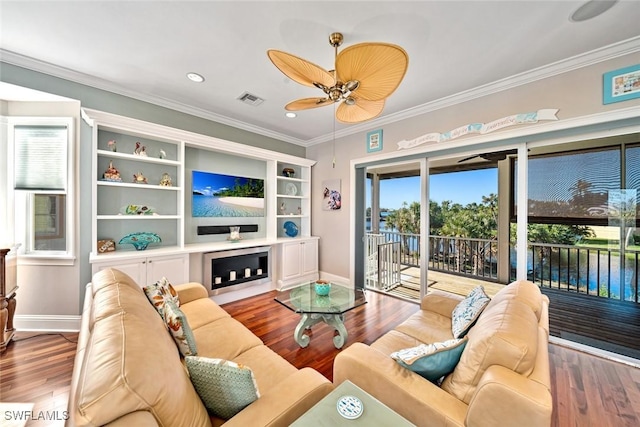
[82,108,317,289]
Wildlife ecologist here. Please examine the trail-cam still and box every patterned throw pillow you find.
[143,277,180,317]
[451,286,491,338]
[163,300,197,357]
[185,356,260,420]
[391,338,468,383]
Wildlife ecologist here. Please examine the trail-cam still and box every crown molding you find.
[0,49,308,146]
[3,35,640,148]
[306,36,640,146]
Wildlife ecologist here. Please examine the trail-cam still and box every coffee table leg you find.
[294,313,320,348]
[323,314,348,349]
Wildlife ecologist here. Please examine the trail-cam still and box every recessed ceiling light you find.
[285,112,297,118]
[570,0,617,22]
[186,72,205,83]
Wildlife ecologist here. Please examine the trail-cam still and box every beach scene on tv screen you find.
[192,170,265,217]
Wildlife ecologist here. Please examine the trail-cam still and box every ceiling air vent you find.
[237,92,264,106]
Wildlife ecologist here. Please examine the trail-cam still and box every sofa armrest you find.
[334,343,467,427]
[466,365,552,427]
[420,290,464,318]
[223,368,333,427]
[174,282,209,304]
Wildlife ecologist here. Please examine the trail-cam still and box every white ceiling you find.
[1,1,639,147]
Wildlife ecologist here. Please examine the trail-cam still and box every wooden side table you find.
[1,247,18,352]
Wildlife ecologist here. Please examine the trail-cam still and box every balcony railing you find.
[368,231,640,303]
[374,231,498,280]
[520,242,640,303]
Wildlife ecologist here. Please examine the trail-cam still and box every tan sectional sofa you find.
[334,280,552,427]
[68,268,333,427]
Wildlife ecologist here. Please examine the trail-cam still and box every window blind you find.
[14,125,68,190]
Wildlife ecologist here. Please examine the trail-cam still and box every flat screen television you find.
[192,170,265,217]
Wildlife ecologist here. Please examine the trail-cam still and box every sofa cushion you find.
[485,280,543,320]
[451,286,491,338]
[186,356,260,420]
[394,309,456,344]
[164,300,198,356]
[441,298,539,403]
[391,337,468,383]
[75,270,210,426]
[193,316,263,360]
[143,277,180,317]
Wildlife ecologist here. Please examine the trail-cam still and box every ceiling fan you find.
[267,32,409,124]
[457,149,519,163]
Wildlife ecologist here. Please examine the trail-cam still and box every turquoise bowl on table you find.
[314,281,331,296]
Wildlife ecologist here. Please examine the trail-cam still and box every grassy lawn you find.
[578,238,640,253]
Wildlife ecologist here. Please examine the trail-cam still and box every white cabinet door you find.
[92,254,189,287]
[281,241,302,283]
[92,258,146,286]
[301,239,318,277]
[279,238,319,288]
[146,254,189,286]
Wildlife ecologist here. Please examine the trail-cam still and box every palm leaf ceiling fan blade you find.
[285,97,331,111]
[336,98,385,124]
[336,43,409,101]
[267,50,335,89]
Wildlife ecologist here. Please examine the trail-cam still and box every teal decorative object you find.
[119,232,161,250]
[314,280,331,296]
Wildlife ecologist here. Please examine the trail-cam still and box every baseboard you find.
[319,271,350,285]
[14,315,81,332]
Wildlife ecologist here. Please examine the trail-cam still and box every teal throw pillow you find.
[391,338,468,383]
[185,356,260,420]
[163,300,197,356]
[451,286,490,338]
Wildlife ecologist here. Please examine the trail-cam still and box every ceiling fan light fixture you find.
[267,32,408,124]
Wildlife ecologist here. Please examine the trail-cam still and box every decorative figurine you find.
[133,141,147,156]
[282,167,295,178]
[133,172,148,184]
[159,172,172,187]
[280,202,286,215]
[159,149,166,159]
[102,160,122,182]
[107,139,117,152]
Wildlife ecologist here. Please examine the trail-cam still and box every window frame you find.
[7,117,76,265]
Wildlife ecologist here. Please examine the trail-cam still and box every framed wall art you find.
[366,129,383,153]
[603,64,640,104]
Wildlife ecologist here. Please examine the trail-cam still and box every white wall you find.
[306,53,640,280]
[4,101,83,330]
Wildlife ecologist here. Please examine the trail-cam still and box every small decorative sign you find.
[366,129,383,153]
[397,109,559,150]
[97,239,115,253]
[603,64,640,104]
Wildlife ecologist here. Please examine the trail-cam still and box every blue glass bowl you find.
[314,281,331,296]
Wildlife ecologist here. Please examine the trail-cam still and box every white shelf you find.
[277,176,307,183]
[97,181,180,191]
[277,214,308,219]
[97,215,181,220]
[97,149,180,166]
[276,194,304,199]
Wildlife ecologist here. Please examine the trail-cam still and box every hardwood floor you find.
[1,290,639,426]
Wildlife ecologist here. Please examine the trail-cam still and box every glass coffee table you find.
[275,281,366,349]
